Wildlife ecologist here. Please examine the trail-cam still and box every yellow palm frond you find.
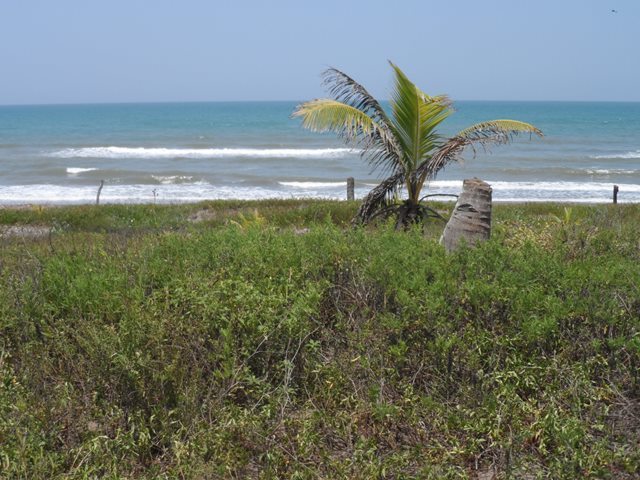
[292,99,378,139]
[457,119,543,141]
[293,99,402,172]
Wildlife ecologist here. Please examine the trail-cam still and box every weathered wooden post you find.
[347,177,355,201]
[440,178,492,253]
[96,180,104,205]
[613,185,619,204]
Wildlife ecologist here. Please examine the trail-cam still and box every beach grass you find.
[0,199,360,231]
[1,200,639,478]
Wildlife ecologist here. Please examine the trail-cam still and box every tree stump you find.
[440,178,492,253]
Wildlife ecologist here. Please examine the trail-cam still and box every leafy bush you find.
[1,201,639,478]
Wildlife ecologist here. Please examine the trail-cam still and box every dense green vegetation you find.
[1,201,639,479]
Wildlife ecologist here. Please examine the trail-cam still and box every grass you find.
[1,200,639,478]
[0,199,359,232]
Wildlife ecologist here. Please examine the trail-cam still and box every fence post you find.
[613,185,619,204]
[96,180,104,205]
[347,177,354,201]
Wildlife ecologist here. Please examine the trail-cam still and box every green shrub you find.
[0,201,639,478]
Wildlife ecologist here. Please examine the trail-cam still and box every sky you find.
[0,0,638,105]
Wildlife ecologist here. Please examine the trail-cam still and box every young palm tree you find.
[292,63,542,226]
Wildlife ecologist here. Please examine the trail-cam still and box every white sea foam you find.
[51,146,358,159]
[279,181,349,188]
[428,180,464,188]
[422,180,640,203]
[0,183,362,204]
[585,169,638,175]
[66,167,98,175]
[590,150,640,159]
[486,180,640,193]
[1,180,639,205]
[151,175,195,184]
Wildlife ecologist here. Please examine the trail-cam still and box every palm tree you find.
[292,63,542,227]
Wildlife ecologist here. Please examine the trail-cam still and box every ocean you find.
[0,101,639,204]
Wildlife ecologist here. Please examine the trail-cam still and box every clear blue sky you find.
[1,0,638,105]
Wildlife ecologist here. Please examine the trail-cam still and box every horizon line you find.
[2,98,640,108]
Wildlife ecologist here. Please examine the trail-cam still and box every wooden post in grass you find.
[96,180,104,205]
[347,177,355,201]
[613,185,619,204]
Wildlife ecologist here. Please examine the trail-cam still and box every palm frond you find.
[292,99,378,141]
[414,136,469,186]
[389,62,452,107]
[322,68,390,127]
[415,120,543,186]
[352,171,405,225]
[322,67,403,173]
[456,119,543,145]
[293,99,402,174]
[388,63,452,173]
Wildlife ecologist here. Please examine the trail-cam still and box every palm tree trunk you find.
[395,200,420,229]
[440,178,492,253]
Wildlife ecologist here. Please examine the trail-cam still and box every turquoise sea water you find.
[0,101,639,204]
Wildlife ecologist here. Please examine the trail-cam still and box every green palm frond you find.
[390,62,452,108]
[388,63,452,172]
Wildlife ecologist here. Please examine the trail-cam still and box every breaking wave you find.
[151,175,196,184]
[590,150,640,159]
[2,179,639,205]
[51,146,358,159]
[279,181,348,188]
[66,167,98,175]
